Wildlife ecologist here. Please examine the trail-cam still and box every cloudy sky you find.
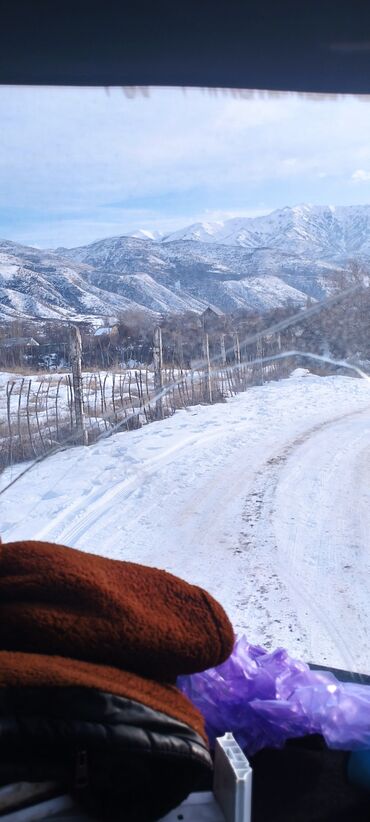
[2,86,370,248]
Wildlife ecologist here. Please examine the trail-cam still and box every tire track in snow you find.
[33,419,251,547]
[34,432,204,545]
[274,416,370,672]
[239,405,370,668]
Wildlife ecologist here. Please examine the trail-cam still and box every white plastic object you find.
[213,733,252,822]
[160,733,252,822]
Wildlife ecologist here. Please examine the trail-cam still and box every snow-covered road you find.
[2,370,370,673]
[273,410,370,673]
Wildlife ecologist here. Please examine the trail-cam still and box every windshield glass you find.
[1,86,369,677]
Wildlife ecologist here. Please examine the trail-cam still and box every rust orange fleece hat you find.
[0,540,234,739]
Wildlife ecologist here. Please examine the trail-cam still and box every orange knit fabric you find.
[0,540,234,740]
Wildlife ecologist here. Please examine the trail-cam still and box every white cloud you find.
[3,87,370,245]
[1,87,367,203]
[351,169,370,182]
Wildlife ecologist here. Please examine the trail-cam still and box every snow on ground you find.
[2,370,370,673]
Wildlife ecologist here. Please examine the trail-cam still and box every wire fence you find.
[0,355,293,472]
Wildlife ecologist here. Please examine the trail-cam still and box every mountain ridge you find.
[1,204,369,323]
[136,203,370,257]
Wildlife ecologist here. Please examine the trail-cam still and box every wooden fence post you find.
[69,325,87,445]
[176,332,184,368]
[220,334,227,365]
[26,379,36,457]
[153,326,163,419]
[257,336,264,385]
[233,332,241,364]
[6,380,15,465]
[203,332,213,403]
[17,377,24,458]
[55,377,62,444]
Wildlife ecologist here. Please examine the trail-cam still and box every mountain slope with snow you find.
[0,241,137,321]
[161,204,370,257]
[1,204,370,322]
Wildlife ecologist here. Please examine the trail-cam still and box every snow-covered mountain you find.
[0,240,140,321]
[160,204,370,257]
[128,229,164,241]
[58,227,348,312]
[1,204,369,323]
[0,240,212,321]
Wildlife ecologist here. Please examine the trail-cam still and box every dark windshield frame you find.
[1,1,370,93]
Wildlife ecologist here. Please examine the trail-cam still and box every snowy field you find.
[2,369,370,674]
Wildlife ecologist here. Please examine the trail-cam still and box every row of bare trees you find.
[0,305,296,371]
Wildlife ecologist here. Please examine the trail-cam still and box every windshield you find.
[1,86,370,678]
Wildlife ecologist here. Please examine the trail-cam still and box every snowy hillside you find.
[2,370,370,673]
[0,235,323,322]
[1,204,370,322]
[0,241,136,321]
